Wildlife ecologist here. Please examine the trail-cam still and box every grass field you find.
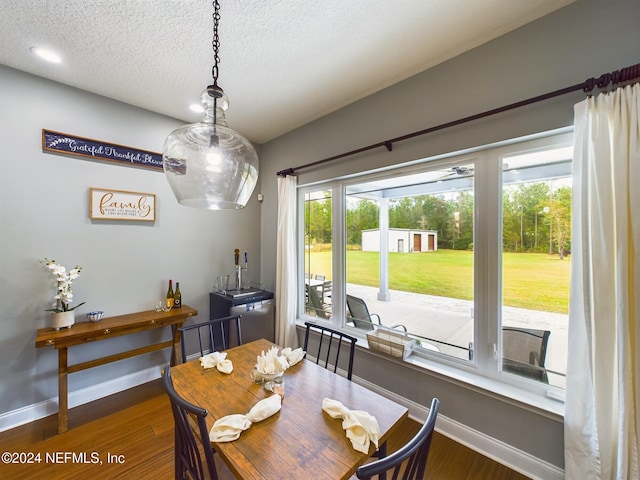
[306,249,570,313]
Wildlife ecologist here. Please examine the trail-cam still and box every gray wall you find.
[0,66,263,415]
[258,0,640,469]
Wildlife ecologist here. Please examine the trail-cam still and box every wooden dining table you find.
[170,338,409,479]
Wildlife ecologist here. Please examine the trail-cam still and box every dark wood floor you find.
[0,380,530,479]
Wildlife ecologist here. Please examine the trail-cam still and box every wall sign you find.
[90,188,156,222]
[42,129,163,171]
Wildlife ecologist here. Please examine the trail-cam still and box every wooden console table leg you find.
[58,347,69,433]
[171,324,183,366]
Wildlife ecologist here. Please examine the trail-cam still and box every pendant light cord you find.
[211,0,221,88]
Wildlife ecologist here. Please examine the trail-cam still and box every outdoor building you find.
[361,228,438,253]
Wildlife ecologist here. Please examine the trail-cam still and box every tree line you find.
[305,181,572,256]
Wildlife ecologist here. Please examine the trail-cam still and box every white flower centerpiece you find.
[256,346,290,375]
[255,346,290,393]
[41,258,85,330]
[254,346,305,395]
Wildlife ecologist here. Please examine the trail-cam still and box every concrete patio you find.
[343,284,568,387]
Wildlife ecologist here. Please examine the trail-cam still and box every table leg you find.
[171,324,183,365]
[58,347,68,434]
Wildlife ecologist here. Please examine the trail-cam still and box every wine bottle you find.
[173,282,182,309]
[166,279,174,308]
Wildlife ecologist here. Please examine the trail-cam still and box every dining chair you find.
[346,295,407,332]
[303,321,357,380]
[502,327,551,382]
[303,321,387,459]
[179,314,242,363]
[162,365,219,480]
[356,398,440,480]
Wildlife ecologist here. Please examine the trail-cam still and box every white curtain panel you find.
[275,175,298,348]
[565,83,639,479]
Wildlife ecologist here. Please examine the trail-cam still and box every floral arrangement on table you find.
[255,346,291,375]
[255,345,306,375]
[40,258,85,312]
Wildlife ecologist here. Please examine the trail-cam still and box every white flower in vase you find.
[41,258,86,313]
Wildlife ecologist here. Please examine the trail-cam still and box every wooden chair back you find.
[356,398,440,480]
[179,315,242,363]
[162,366,219,480]
[303,321,357,380]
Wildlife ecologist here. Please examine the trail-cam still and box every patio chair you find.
[346,294,407,332]
[306,284,330,319]
[502,327,551,383]
[356,398,440,480]
[321,280,332,303]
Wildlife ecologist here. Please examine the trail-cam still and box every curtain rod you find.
[277,62,640,177]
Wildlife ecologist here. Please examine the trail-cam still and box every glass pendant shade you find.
[163,86,259,210]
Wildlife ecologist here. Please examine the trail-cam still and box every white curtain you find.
[565,83,640,479]
[275,175,298,348]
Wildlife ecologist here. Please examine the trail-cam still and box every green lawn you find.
[306,249,570,313]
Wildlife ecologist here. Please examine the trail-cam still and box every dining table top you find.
[169,338,409,480]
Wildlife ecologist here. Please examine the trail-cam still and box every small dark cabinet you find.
[209,289,275,349]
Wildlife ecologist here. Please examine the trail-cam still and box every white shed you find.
[361,228,438,253]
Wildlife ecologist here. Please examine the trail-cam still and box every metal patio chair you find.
[346,294,407,332]
[502,327,551,383]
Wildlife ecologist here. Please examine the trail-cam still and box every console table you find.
[35,305,197,433]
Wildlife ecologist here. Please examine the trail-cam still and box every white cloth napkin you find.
[280,347,305,366]
[209,394,282,442]
[255,346,289,374]
[322,398,381,454]
[215,359,233,374]
[199,351,233,374]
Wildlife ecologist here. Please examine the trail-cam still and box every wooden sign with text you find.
[43,129,163,171]
[89,188,156,222]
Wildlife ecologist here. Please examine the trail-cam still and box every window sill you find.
[298,319,564,422]
[403,352,564,421]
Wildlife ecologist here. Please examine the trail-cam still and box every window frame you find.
[296,129,572,407]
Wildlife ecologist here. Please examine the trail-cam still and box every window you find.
[500,145,572,389]
[299,131,571,396]
[303,189,333,320]
[344,162,475,361]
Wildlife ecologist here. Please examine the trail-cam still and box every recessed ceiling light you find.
[30,46,62,63]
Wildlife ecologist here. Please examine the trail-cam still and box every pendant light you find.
[163,0,258,210]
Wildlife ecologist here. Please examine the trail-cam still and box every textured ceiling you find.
[0,0,573,144]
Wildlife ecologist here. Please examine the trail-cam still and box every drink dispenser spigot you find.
[234,249,241,290]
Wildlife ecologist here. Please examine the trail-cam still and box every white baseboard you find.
[0,364,163,433]
[1,362,564,480]
[353,375,565,480]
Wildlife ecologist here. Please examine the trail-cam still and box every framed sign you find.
[90,188,156,222]
[43,129,163,171]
